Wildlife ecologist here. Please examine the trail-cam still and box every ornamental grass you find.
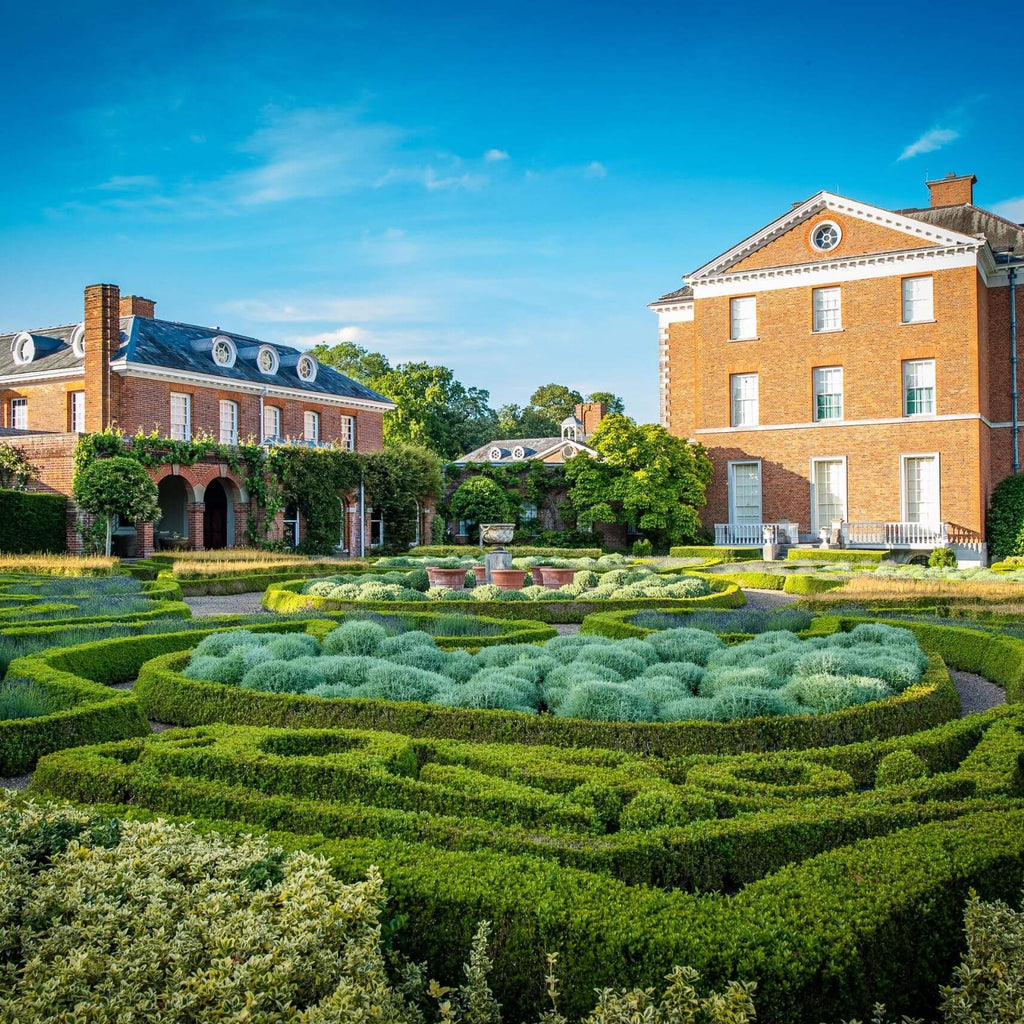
[805,574,1024,606]
[0,553,119,576]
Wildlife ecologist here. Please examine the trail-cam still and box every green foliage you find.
[0,490,67,554]
[786,548,886,563]
[876,749,929,787]
[527,383,585,423]
[449,476,518,536]
[0,679,49,720]
[986,472,1024,561]
[632,538,653,557]
[564,417,712,546]
[929,547,958,568]
[72,457,161,556]
[0,440,35,490]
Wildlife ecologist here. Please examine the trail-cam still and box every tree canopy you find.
[73,457,161,555]
[563,416,712,547]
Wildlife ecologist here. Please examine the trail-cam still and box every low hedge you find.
[782,575,845,595]
[134,647,957,756]
[30,716,1024,1022]
[0,489,67,554]
[786,549,887,563]
[720,570,786,590]
[669,545,761,562]
[579,609,840,642]
[155,566,360,597]
[408,545,603,559]
[262,577,746,623]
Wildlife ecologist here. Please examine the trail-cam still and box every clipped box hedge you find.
[786,548,888,563]
[669,545,762,562]
[0,489,68,554]
[262,576,745,623]
[408,545,603,559]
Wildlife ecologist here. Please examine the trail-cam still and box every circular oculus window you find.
[297,354,318,382]
[11,332,34,365]
[211,336,237,368]
[257,345,279,375]
[70,323,86,359]
[810,221,842,252]
[512,446,525,460]
[489,447,503,460]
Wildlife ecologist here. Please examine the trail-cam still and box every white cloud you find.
[484,148,510,162]
[92,174,160,191]
[584,161,608,179]
[221,294,427,323]
[898,127,959,161]
[286,325,369,347]
[992,197,1024,223]
[423,166,487,191]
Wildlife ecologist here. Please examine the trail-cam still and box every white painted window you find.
[218,400,238,445]
[902,276,933,323]
[730,373,758,427]
[903,455,940,526]
[263,405,281,440]
[812,287,841,332]
[70,392,85,433]
[811,458,847,533]
[903,359,935,416]
[728,461,761,525]
[10,398,27,430]
[170,393,191,441]
[340,415,355,451]
[521,503,538,521]
[730,296,757,341]
[813,367,843,421]
[304,410,320,443]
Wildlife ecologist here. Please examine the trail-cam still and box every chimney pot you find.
[925,172,976,208]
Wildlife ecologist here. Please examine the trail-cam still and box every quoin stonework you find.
[651,173,1024,563]
[0,283,399,554]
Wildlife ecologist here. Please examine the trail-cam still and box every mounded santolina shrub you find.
[180,620,929,723]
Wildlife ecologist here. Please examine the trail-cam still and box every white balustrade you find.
[715,522,798,547]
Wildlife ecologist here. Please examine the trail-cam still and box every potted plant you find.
[473,564,488,584]
[426,558,469,590]
[490,567,526,590]
[541,567,576,588]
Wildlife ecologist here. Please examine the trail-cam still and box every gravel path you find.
[185,592,265,617]
[742,588,800,609]
[951,670,1006,716]
[1,775,30,791]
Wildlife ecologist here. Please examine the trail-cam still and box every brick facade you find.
[654,180,1023,553]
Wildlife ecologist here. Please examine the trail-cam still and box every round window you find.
[257,345,279,375]
[211,336,236,367]
[489,447,502,460]
[11,333,35,365]
[70,324,86,359]
[297,354,317,382]
[512,446,525,460]
[811,221,842,251]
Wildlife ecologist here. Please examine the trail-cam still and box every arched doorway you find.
[156,475,190,545]
[204,479,229,549]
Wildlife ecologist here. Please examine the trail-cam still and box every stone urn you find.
[480,523,515,547]
[426,566,468,590]
[541,567,576,589]
[490,568,526,591]
[530,565,547,586]
[473,564,488,585]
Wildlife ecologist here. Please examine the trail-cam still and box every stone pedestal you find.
[484,550,512,584]
[762,542,779,562]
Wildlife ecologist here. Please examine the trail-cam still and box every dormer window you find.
[11,333,34,365]
[512,445,526,459]
[297,354,318,382]
[211,336,237,368]
[257,345,279,375]
[488,446,503,461]
[70,324,86,359]
[561,443,577,460]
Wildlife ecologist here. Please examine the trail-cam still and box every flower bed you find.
[30,705,1024,1023]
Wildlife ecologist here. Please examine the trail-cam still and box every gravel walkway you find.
[185,592,265,617]
[951,670,1006,716]
[742,588,800,609]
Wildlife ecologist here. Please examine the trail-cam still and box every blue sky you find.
[2,0,1022,423]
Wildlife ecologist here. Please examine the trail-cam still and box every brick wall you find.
[2,380,85,433]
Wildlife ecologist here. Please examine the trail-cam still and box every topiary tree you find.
[928,546,957,568]
[72,457,160,556]
[986,473,1024,561]
[449,476,517,543]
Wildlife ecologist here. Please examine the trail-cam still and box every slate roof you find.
[650,284,694,304]
[0,316,393,406]
[456,436,599,464]
[898,204,1024,254]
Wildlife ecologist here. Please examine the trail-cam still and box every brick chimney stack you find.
[575,401,608,439]
[84,284,120,432]
[119,294,156,318]
[926,172,976,208]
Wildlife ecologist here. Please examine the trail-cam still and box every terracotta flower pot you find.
[542,567,576,589]
[530,565,546,586]
[426,567,468,590]
[473,564,488,584]
[490,568,526,591]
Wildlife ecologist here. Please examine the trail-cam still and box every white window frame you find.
[812,366,844,422]
[10,398,27,430]
[340,414,355,451]
[902,276,934,324]
[729,296,757,341]
[304,410,320,443]
[903,359,936,417]
[339,498,349,551]
[263,405,281,441]
[730,373,758,427]
[900,452,941,527]
[809,456,848,535]
[283,503,300,548]
[218,400,238,445]
[812,287,842,332]
[170,393,192,441]
[70,391,85,434]
[520,502,538,521]
[369,506,384,549]
[727,459,762,526]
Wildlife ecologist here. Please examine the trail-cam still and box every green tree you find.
[528,384,585,423]
[587,391,626,416]
[308,341,392,383]
[72,457,161,556]
[449,476,518,542]
[563,416,712,547]
[0,441,35,491]
[986,473,1024,561]
[492,403,560,440]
